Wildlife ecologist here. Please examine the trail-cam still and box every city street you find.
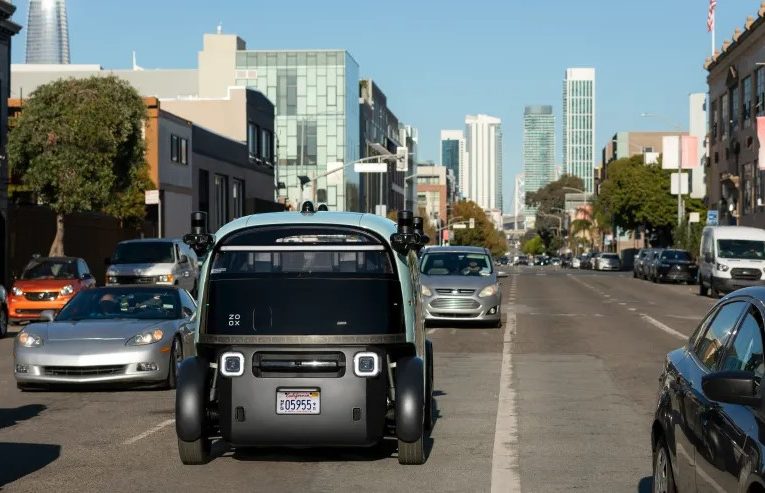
[0,268,715,492]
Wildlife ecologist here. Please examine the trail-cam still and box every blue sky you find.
[8,0,756,211]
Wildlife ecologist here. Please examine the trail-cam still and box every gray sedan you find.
[13,286,196,390]
[419,246,506,327]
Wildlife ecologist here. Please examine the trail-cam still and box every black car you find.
[634,248,652,279]
[652,249,698,284]
[644,249,664,281]
[652,287,765,492]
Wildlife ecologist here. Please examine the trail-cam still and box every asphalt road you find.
[0,268,716,492]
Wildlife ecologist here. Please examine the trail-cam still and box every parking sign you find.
[706,210,718,226]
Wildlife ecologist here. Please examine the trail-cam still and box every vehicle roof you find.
[214,211,397,244]
[420,245,489,254]
[118,238,182,244]
[723,286,765,303]
[704,226,765,240]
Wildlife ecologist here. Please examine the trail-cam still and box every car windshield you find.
[56,288,181,321]
[21,259,78,280]
[602,254,619,259]
[111,242,175,264]
[420,252,493,276]
[661,250,692,261]
[717,239,765,259]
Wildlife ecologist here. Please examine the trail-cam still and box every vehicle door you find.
[695,302,764,492]
[701,230,714,283]
[176,288,198,357]
[682,300,747,492]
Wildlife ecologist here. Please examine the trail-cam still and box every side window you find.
[179,289,197,318]
[694,301,747,370]
[721,305,765,379]
[78,259,89,276]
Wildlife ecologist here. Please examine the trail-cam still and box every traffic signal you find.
[469,217,475,229]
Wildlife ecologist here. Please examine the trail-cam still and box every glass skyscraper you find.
[440,129,464,196]
[523,105,555,209]
[26,0,70,64]
[235,50,360,211]
[562,68,595,193]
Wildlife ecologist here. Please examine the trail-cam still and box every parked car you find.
[8,256,96,325]
[14,285,196,390]
[572,256,581,269]
[652,287,765,492]
[515,255,529,266]
[699,226,765,297]
[498,255,509,266]
[596,253,621,271]
[651,249,698,284]
[420,245,505,328]
[550,257,562,266]
[644,249,664,281]
[105,238,199,293]
[174,208,434,465]
[579,255,593,270]
[620,247,638,272]
[633,248,653,279]
[590,253,602,270]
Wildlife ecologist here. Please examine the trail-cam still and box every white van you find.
[699,226,765,297]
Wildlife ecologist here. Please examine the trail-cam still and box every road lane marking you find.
[123,419,175,445]
[491,301,521,492]
[639,314,687,340]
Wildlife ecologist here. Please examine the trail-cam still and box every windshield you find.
[717,239,765,260]
[21,259,78,280]
[420,252,493,276]
[56,288,181,321]
[661,250,692,261]
[111,242,175,264]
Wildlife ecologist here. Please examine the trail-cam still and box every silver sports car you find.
[14,286,197,390]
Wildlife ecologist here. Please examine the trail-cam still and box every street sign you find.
[688,212,700,223]
[453,223,467,229]
[707,210,719,226]
[469,218,475,229]
[354,161,387,173]
[670,172,689,195]
[145,190,159,205]
[396,147,408,172]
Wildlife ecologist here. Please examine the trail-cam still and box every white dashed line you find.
[639,314,687,340]
[123,419,175,445]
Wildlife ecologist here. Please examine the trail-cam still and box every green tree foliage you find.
[522,235,545,255]
[525,174,586,213]
[450,200,507,257]
[9,76,150,255]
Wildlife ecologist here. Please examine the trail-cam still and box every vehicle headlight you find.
[716,263,730,272]
[479,284,499,298]
[126,329,164,346]
[11,286,23,296]
[60,284,74,296]
[107,276,118,284]
[421,285,432,297]
[18,332,43,347]
[157,274,174,283]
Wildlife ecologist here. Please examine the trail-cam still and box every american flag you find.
[707,0,716,32]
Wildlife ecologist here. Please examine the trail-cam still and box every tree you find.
[525,174,585,213]
[9,76,149,255]
[522,235,545,255]
[450,200,507,257]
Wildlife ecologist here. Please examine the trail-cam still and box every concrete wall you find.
[161,87,247,142]
[198,33,243,99]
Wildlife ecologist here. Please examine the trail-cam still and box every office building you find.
[601,130,686,179]
[440,130,465,195]
[416,165,454,228]
[464,114,502,211]
[26,0,69,64]
[522,105,555,213]
[563,68,596,193]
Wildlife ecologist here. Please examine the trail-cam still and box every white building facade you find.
[688,92,707,200]
[464,114,502,211]
[562,68,596,193]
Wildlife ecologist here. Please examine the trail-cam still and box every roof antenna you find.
[132,51,144,71]
[216,21,223,34]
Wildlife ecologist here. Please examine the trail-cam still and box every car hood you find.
[106,263,175,276]
[25,319,168,342]
[13,279,78,291]
[420,273,497,289]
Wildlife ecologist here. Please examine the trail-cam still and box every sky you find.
[7,0,756,212]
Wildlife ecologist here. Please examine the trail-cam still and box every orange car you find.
[9,256,96,324]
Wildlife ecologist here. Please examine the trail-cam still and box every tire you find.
[0,306,7,338]
[653,436,676,493]
[166,337,182,389]
[398,436,425,465]
[178,437,211,465]
[424,341,434,431]
[699,277,709,296]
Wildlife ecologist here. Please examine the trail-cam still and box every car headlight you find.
[60,284,74,296]
[716,263,730,272]
[18,332,43,347]
[421,285,432,297]
[107,276,118,284]
[157,274,175,283]
[126,329,164,346]
[11,286,23,296]
[479,284,499,298]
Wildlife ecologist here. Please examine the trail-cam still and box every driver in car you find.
[462,260,483,276]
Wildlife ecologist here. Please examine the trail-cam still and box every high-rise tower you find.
[562,68,595,193]
[26,0,70,64]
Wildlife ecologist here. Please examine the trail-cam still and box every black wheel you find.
[653,436,676,493]
[424,341,434,431]
[0,306,7,338]
[166,337,182,389]
[178,437,211,465]
[398,436,425,465]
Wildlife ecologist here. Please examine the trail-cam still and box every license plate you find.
[276,389,320,415]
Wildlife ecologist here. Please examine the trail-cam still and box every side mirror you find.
[497,271,509,279]
[40,310,56,322]
[81,273,93,280]
[701,371,762,407]
[179,255,189,264]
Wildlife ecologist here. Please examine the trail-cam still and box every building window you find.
[261,128,272,162]
[721,93,729,140]
[758,67,765,116]
[232,179,244,218]
[248,122,259,159]
[744,76,753,127]
[711,100,718,142]
[297,120,317,166]
[171,134,179,162]
[180,138,188,165]
[198,169,209,214]
[328,185,337,206]
[744,163,754,215]
[731,86,740,132]
[277,69,298,116]
[214,174,228,228]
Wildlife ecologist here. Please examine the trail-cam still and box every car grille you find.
[44,365,126,377]
[731,268,762,281]
[113,275,157,284]
[14,309,44,315]
[435,288,476,295]
[24,291,59,301]
[430,298,480,310]
[430,312,478,318]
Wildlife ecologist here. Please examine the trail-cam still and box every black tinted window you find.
[22,259,78,280]
[694,301,747,370]
[112,242,174,264]
[721,306,765,379]
[661,250,692,261]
